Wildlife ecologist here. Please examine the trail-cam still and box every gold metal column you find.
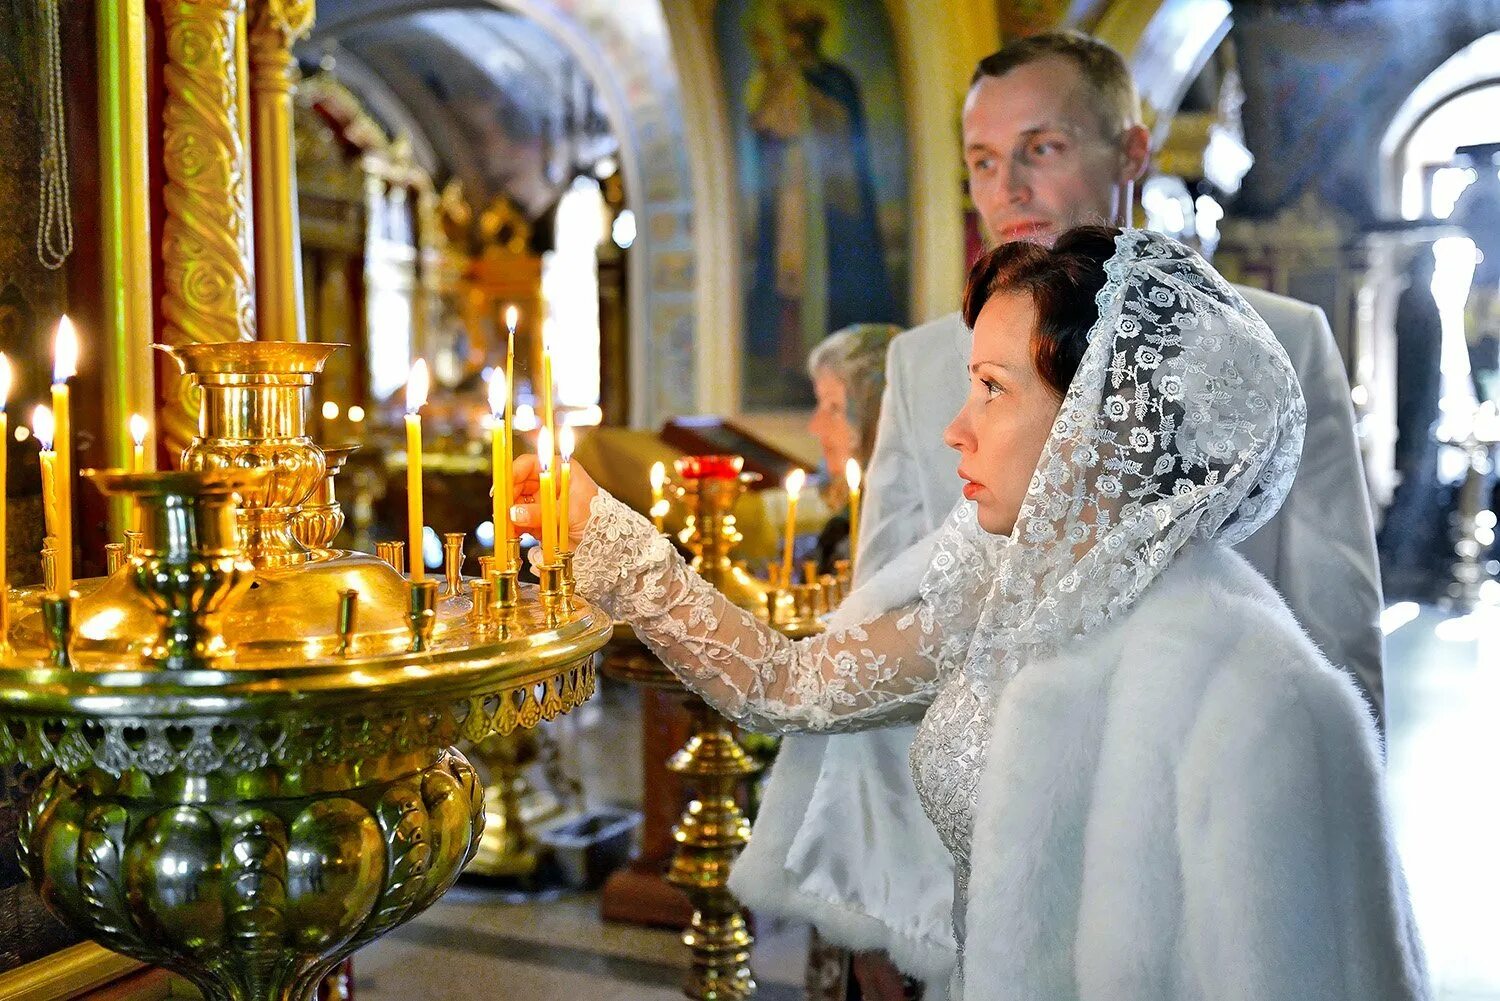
[97,0,156,534]
[248,0,314,342]
[158,0,258,457]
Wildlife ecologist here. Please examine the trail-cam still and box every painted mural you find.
[715,0,909,410]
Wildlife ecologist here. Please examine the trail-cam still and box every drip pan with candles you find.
[0,341,609,1001]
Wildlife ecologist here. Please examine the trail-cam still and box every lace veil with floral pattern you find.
[915,229,1307,695]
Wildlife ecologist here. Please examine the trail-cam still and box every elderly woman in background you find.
[806,324,901,579]
[803,321,915,1000]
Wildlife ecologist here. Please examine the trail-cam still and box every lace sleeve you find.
[573,491,943,733]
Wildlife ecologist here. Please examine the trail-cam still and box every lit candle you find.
[129,413,148,472]
[405,359,429,581]
[781,468,805,587]
[558,425,575,554]
[51,316,77,592]
[0,355,10,646]
[537,425,557,566]
[33,405,57,542]
[649,461,666,532]
[845,458,862,578]
[129,413,148,532]
[514,403,539,433]
[489,369,511,554]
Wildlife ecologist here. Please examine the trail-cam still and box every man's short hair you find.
[971,31,1142,137]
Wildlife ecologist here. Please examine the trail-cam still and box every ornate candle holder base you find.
[665,698,760,1001]
[22,749,483,1001]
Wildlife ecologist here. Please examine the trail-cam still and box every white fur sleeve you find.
[1176,668,1427,1000]
[573,490,942,733]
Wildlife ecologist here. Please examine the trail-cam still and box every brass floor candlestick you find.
[665,698,760,1001]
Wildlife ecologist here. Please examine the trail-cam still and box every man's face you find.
[963,56,1144,248]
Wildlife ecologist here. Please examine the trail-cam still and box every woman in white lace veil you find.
[512,228,1426,1001]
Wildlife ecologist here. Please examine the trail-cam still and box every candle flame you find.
[32,404,54,451]
[785,468,806,498]
[559,425,576,462]
[650,461,666,491]
[129,413,148,446]
[515,403,538,431]
[845,458,861,492]
[406,358,429,413]
[650,499,670,519]
[505,305,519,333]
[488,368,508,416]
[53,316,78,383]
[0,353,11,410]
[538,426,554,473]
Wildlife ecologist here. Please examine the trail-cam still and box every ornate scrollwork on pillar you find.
[248,0,314,344]
[158,0,258,459]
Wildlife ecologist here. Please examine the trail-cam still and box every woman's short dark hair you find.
[961,226,1118,396]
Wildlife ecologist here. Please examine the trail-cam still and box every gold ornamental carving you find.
[158,0,258,459]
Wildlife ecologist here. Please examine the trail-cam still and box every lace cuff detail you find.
[573,490,942,733]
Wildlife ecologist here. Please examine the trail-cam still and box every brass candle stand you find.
[0,342,609,1001]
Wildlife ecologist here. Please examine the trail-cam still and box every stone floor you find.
[352,603,1500,1000]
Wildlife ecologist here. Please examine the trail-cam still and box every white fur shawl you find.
[740,542,1428,1000]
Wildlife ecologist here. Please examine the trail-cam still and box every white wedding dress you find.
[570,231,1427,1000]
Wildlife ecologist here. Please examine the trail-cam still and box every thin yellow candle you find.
[558,424,575,554]
[129,413,148,532]
[51,316,78,592]
[649,461,666,532]
[0,355,10,646]
[505,306,518,540]
[845,458,862,578]
[540,319,555,465]
[33,405,57,542]
[405,359,430,581]
[488,369,511,552]
[781,468,805,586]
[537,425,557,565]
[129,413,148,472]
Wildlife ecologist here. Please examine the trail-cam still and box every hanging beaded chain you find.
[36,0,74,271]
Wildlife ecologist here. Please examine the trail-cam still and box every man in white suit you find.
[729,30,1384,1000]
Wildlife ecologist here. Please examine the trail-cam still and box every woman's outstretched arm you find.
[512,458,943,733]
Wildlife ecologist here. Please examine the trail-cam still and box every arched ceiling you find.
[302,2,616,218]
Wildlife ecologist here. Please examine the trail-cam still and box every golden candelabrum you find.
[0,342,610,1001]
[608,456,844,1001]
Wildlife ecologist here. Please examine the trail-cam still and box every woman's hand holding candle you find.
[508,452,599,550]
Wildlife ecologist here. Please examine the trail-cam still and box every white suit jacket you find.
[730,290,1385,989]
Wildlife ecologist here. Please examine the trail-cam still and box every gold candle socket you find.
[506,537,523,573]
[41,592,75,669]
[443,533,465,594]
[105,543,127,575]
[537,562,566,623]
[469,579,494,629]
[559,551,575,595]
[478,555,498,582]
[493,567,520,614]
[124,530,143,557]
[376,540,406,571]
[336,588,358,657]
[407,579,438,652]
